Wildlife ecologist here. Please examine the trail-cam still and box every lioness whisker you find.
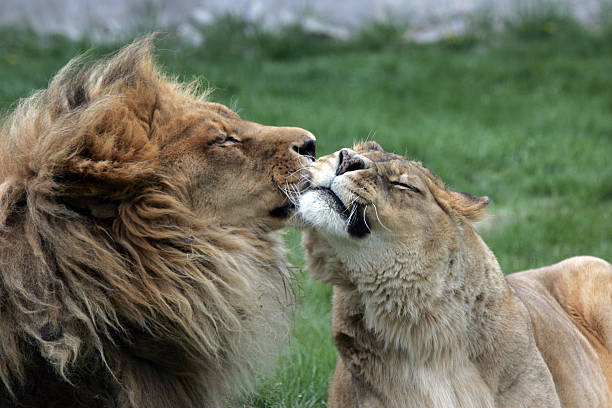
[362,205,370,231]
[372,202,391,232]
[347,204,358,225]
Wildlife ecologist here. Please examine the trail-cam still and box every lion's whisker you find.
[285,166,311,179]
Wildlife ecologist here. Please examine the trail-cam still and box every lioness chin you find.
[0,37,315,408]
[293,142,612,408]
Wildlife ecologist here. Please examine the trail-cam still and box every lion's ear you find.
[67,197,120,219]
[52,164,152,216]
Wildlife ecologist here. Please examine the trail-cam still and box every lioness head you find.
[295,141,489,285]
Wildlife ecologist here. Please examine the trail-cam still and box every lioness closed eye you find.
[294,142,612,408]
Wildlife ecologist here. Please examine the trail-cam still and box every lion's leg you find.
[545,257,612,351]
[113,355,212,408]
[494,347,562,408]
[328,353,384,408]
[544,256,612,401]
[328,357,357,408]
[352,382,385,408]
[509,256,612,407]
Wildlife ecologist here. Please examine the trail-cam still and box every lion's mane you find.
[0,37,292,407]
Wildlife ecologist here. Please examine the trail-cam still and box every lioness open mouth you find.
[307,187,371,238]
[346,204,371,238]
[316,187,349,216]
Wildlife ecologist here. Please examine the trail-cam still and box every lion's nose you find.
[336,149,365,176]
[291,134,317,161]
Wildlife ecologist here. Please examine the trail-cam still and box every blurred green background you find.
[1,11,611,406]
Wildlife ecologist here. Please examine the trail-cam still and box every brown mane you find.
[0,37,293,407]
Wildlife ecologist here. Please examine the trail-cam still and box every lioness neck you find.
[337,224,509,364]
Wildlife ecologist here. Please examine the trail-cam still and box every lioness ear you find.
[413,164,489,223]
[448,191,489,222]
[424,179,489,222]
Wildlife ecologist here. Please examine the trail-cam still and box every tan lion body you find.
[0,37,315,407]
[296,143,612,408]
[508,257,612,406]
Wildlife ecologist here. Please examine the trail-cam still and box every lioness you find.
[0,37,315,407]
[295,142,612,408]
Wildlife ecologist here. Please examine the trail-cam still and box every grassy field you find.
[1,17,611,407]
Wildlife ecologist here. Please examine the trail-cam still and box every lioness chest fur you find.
[295,142,612,408]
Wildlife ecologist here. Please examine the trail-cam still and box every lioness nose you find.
[291,135,317,160]
[336,149,365,176]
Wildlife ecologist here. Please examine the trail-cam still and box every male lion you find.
[0,37,316,407]
[294,142,612,408]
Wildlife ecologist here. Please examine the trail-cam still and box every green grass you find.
[1,20,611,407]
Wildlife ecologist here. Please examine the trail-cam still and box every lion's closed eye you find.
[225,136,242,143]
[212,135,242,145]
